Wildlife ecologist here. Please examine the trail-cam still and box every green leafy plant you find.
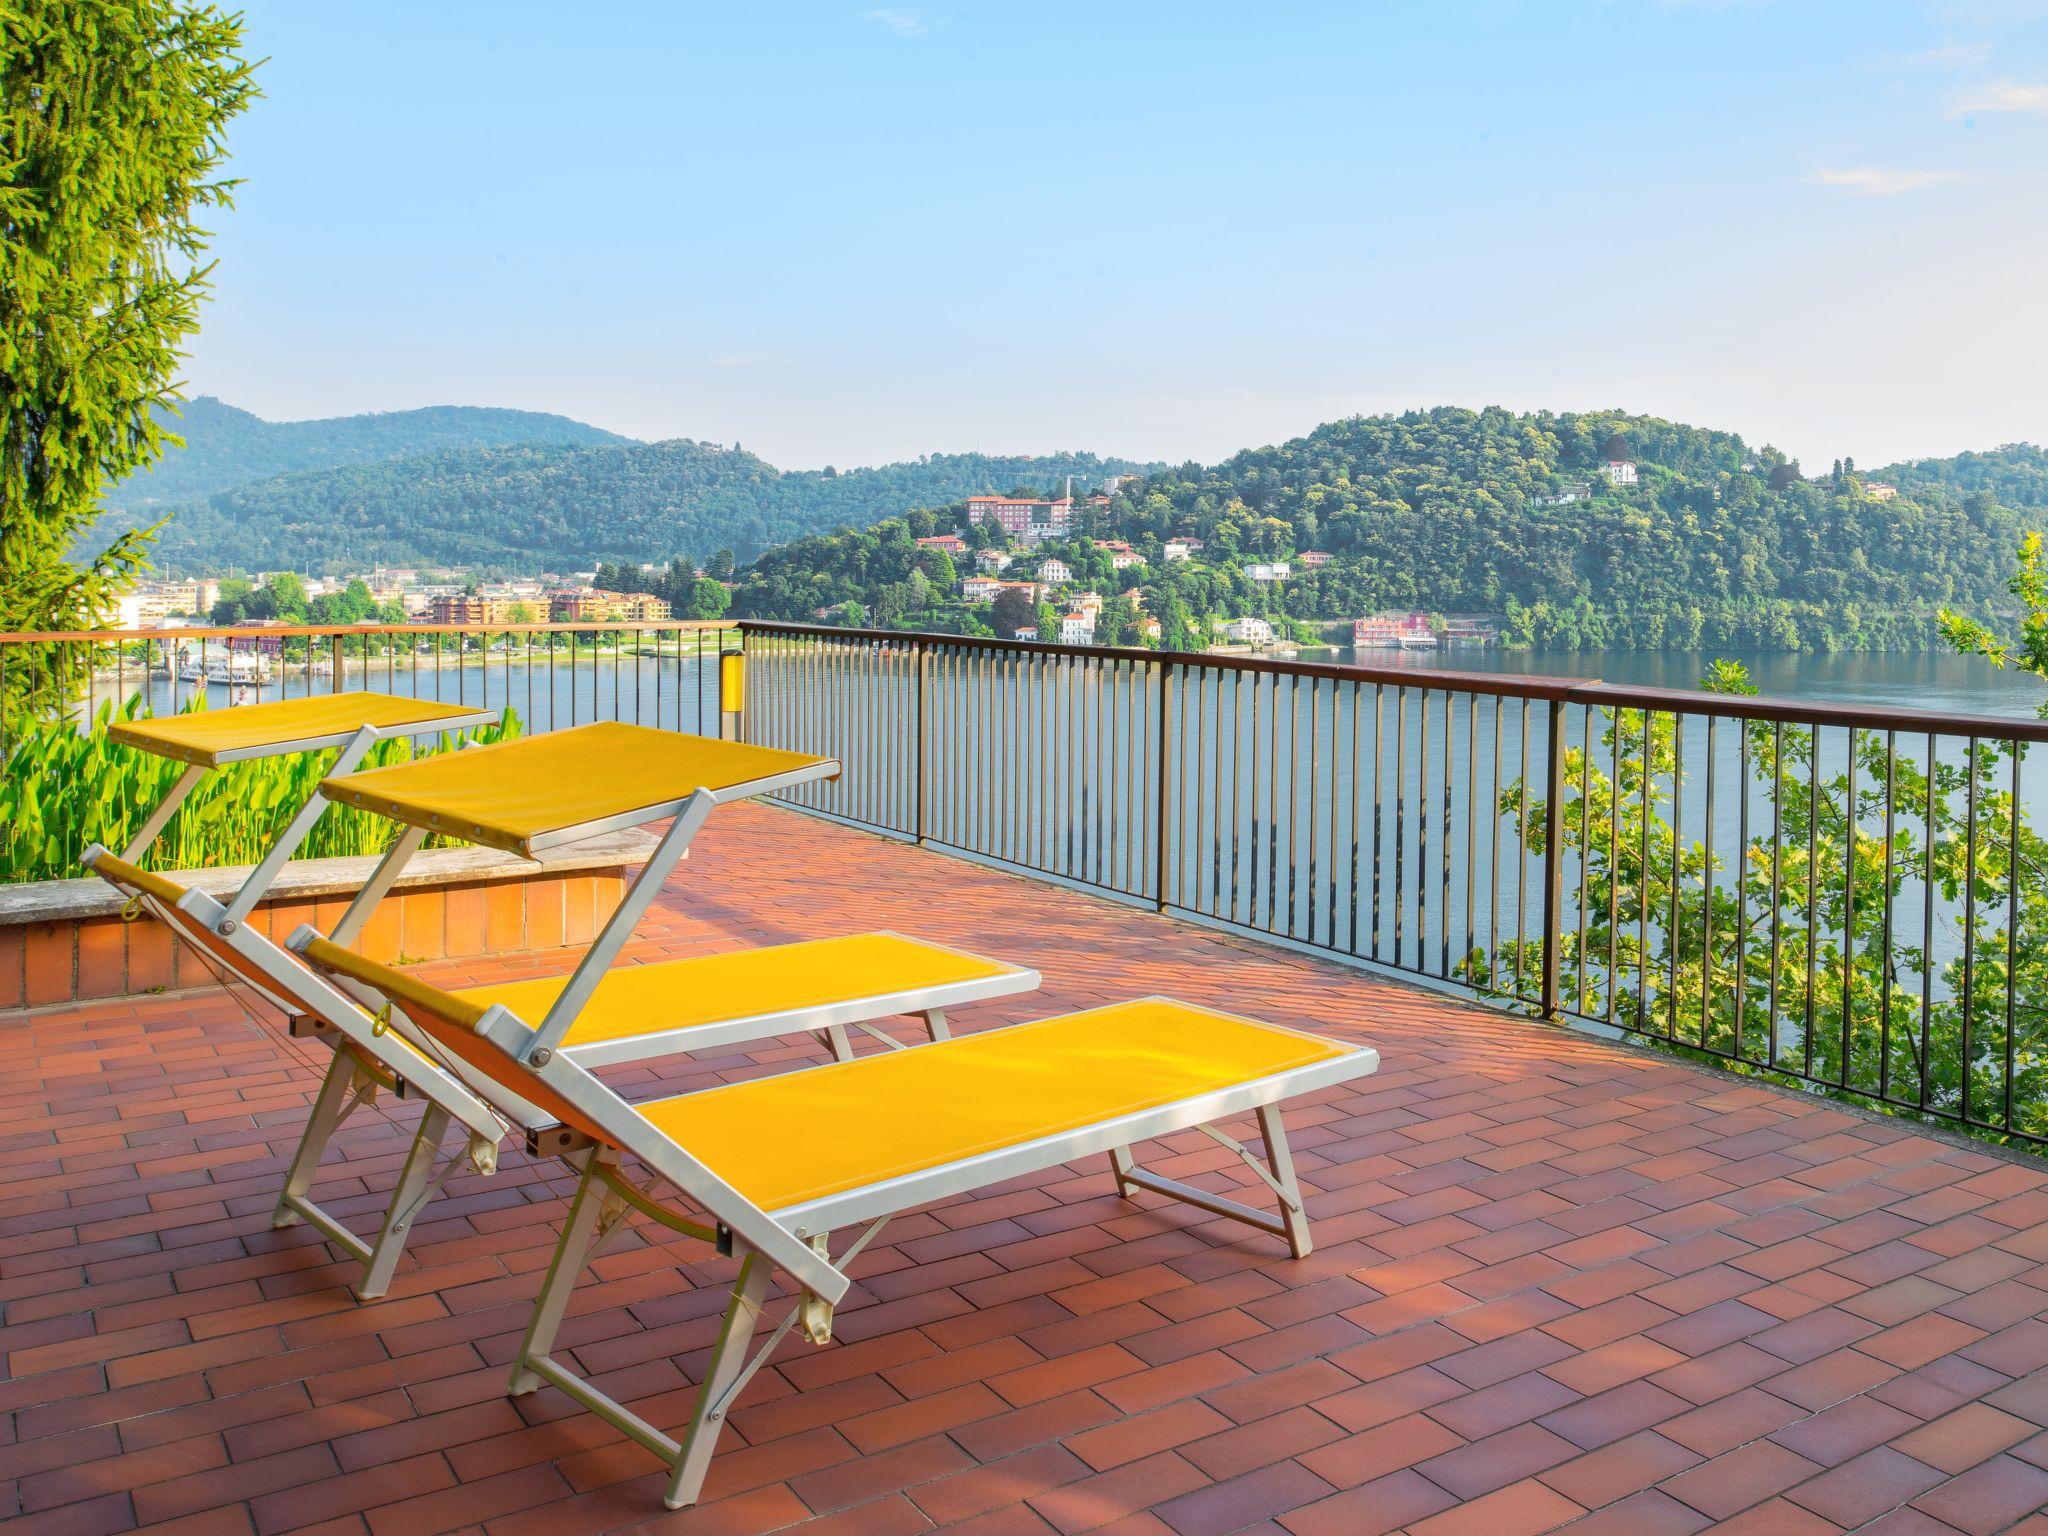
[1,695,520,883]
[1470,601,2046,1143]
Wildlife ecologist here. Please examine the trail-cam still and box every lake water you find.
[79,642,2048,735]
[1303,644,2046,722]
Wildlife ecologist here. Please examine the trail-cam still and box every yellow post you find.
[719,649,745,741]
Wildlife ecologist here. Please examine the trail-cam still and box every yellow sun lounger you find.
[84,846,1036,1295]
[108,691,498,920]
[293,929,1378,1510]
[86,718,1040,1297]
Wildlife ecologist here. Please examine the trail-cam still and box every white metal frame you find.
[278,948,1380,1510]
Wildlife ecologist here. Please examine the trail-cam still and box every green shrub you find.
[2,694,519,883]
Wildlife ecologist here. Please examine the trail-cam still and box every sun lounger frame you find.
[87,721,1039,1299]
[292,924,1380,1510]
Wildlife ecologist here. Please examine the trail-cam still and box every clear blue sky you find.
[186,0,2048,472]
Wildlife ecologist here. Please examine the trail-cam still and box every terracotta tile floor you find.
[9,803,2048,1536]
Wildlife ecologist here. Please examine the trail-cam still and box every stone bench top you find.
[0,830,661,928]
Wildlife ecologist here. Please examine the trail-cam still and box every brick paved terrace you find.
[11,803,2048,1536]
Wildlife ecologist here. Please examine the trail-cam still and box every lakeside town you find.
[107,477,1506,664]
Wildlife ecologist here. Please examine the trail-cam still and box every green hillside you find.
[105,397,633,511]
[1869,444,2048,514]
[735,407,2043,652]
[133,437,1159,573]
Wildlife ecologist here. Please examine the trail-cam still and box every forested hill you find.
[134,436,1157,573]
[1109,408,2035,648]
[1870,444,2048,514]
[105,397,633,510]
[734,407,2043,652]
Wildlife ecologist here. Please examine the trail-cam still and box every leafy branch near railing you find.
[1,695,519,884]
[1939,532,2048,718]
[1474,667,2048,1140]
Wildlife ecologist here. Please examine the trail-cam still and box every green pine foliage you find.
[1,0,257,735]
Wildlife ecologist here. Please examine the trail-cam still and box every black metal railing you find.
[741,620,2048,1147]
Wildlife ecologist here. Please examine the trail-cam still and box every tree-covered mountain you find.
[104,396,633,511]
[130,437,1158,573]
[1869,444,2048,515]
[735,407,2043,652]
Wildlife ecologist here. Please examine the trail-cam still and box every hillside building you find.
[966,494,1076,543]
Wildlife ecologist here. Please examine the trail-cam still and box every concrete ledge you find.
[0,831,661,927]
[0,830,660,1010]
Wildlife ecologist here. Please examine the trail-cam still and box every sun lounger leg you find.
[823,1024,854,1062]
[665,1254,773,1509]
[1257,1104,1312,1260]
[273,1047,360,1230]
[357,1104,455,1299]
[510,1154,618,1396]
[120,764,205,862]
[1108,1144,1138,1197]
[1109,1110,1313,1258]
[922,1008,950,1042]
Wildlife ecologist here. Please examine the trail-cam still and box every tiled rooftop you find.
[10,803,2048,1536]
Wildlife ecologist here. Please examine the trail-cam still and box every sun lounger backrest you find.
[85,849,279,991]
[295,934,610,1143]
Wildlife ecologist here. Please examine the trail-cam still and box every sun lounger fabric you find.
[454,934,1018,1046]
[108,693,486,767]
[318,722,837,855]
[635,999,1352,1210]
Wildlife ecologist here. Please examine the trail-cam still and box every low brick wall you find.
[0,832,658,1009]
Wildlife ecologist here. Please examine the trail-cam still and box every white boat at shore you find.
[175,642,273,686]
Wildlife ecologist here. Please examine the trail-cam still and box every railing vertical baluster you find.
[1769,721,1785,1067]
[1330,682,1343,951]
[1540,699,1567,1020]
[1805,725,1820,1081]
[1638,710,1652,1031]
[1577,703,1592,1019]
[1288,676,1302,937]
[1878,731,1895,1102]
[1735,718,1751,1058]
[1843,729,1859,1087]
[1155,659,1171,912]
[915,643,928,845]
[1417,690,1429,967]
[1468,692,1481,981]
[1394,688,1407,967]
[1921,733,1937,1108]
[1703,715,1717,1047]
[2006,744,2021,1134]
[1442,691,1454,978]
[1962,735,1980,1127]
[1668,707,1684,1038]
[1230,671,1244,926]
[1517,696,1531,1002]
